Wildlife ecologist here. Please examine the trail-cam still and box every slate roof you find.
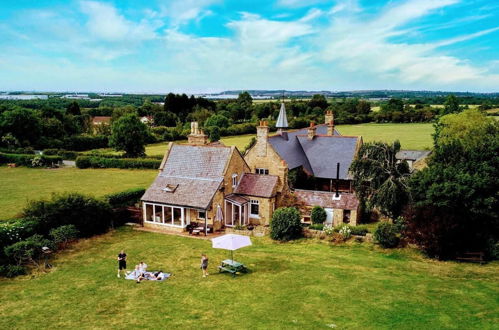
[396,150,431,161]
[225,194,249,204]
[141,144,233,209]
[234,173,278,198]
[294,189,360,210]
[268,125,358,180]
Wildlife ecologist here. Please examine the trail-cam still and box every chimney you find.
[278,159,288,191]
[307,122,316,140]
[327,119,335,136]
[325,110,334,124]
[188,121,208,145]
[256,120,269,157]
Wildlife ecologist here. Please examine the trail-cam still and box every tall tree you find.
[350,141,411,218]
[109,114,148,157]
[308,94,328,110]
[67,101,81,116]
[442,94,459,115]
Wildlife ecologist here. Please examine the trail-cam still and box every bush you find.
[23,193,113,237]
[338,224,352,239]
[323,224,335,235]
[270,207,302,241]
[0,264,26,278]
[75,156,161,169]
[311,206,327,224]
[63,135,108,151]
[374,222,400,248]
[309,223,324,231]
[50,225,79,247]
[349,225,369,236]
[105,188,146,208]
[4,234,53,266]
[43,149,79,160]
[0,152,62,167]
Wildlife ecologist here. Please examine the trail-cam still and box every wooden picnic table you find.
[219,259,247,276]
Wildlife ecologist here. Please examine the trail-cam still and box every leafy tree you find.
[311,206,327,224]
[66,101,81,116]
[237,91,253,108]
[308,94,328,110]
[442,94,459,115]
[208,126,220,142]
[153,111,178,127]
[0,108,41,145]
[109,114,148,157]
[205,114,230,128]
[350,141,411,218]
[270,207,302,241]
[50,225,79,248]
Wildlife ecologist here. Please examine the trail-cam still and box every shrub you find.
[349,225,369,236]
[0,152,62,167]
[105,188,145,208]
[374,222,400,248]
[23,193,113,237]
[309,223,324,231]
[50,225,79,247]
[270,207,302,241]
[62,135,108,151]
[0,264,26,278]
[43,149,79,160]
[311,206,327,224]
[323,224,334,235]
[4,234,53,266]
[75,156,161,169]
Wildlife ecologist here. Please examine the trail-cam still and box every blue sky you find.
[0,0,498,93]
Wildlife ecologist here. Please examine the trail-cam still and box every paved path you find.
[62,160,75,167]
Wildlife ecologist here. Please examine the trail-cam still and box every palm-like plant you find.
[350,140,411,218]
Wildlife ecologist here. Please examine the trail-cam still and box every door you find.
[325,208,334,225]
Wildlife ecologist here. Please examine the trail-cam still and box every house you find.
[244,106,362,225]
[396,149,431,171]
[91,116,111,126]
[141,106,363,232]
[140,122,278,232]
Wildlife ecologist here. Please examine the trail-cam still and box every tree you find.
[208,126,220,142]
[66,101,81,116]
[109,114,148,157]
[308,94,328,110]
[237,91,253,108]
[270,207,302,241]
[350,141,411,218]
[205,114,229,128]
[153,111,178,127]
[442,94,459,115]
[0,108,41,146]
[311,206,327,224]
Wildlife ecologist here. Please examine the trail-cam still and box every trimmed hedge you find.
[62,135,108,151]
[75,156,161,169]
[43,149,80,160]
[105,188,145,208]
[0,152,62,166]
[270,207,303,241]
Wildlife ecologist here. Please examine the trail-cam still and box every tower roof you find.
[276,102,288,128]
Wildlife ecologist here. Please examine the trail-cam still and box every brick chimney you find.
[327,119,335,136]
[325,110,334,124]
[277,159,288,191]
[188,121,208,145]
[256,120,269,157]
[307,122,316,140]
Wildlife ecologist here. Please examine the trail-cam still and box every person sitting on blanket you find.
[128,265,141,278]
[138,261,148,273]
[150,270,165,280]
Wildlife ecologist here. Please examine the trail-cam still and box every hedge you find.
[75,156,161,169]
[105,188,146,208]
[0,152,63,166]
[43,149,80,160]
[62,135,108,151]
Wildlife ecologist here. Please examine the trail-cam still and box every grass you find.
[0,167,157,220]
[0,226,497,329]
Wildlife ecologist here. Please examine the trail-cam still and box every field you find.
[0,227,497,329]
[0,167,157,220]
[145,123,434,157]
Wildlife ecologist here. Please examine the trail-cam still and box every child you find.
[117,250,127,278]
[200,254,209,277]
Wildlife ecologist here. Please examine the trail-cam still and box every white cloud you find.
[160,0,219,26]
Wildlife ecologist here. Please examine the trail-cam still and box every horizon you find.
[1,0,499,93]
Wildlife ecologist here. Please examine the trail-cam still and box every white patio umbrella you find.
[211,234,252,262]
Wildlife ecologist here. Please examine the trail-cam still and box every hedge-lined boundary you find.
[62,135,109,151]
[43,149,80,160]
[0,153,63,166]
[75,156,161,169]
[105,188,145,208]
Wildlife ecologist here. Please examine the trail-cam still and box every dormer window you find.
[162,184,178,193]
[232,174,238,188]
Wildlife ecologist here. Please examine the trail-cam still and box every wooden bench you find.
[456,252,485,265]
[218,266,237,277]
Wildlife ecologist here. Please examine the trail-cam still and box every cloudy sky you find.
[0,0,498,93]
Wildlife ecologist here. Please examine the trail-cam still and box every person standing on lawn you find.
[117,250,127,278]
[200,254,209,277]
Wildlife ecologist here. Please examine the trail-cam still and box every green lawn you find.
[0,227,497,329]
[0,167,157,220]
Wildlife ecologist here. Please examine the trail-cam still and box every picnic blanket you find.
[125,271,171,281]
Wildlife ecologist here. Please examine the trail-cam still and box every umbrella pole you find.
[231,250,233,263]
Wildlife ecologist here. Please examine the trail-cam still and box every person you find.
[138,261,148,273]
[129,265,141,279]
[200,254,209,277]
[117,250,127,278]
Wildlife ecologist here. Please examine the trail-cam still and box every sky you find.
[0,0,498,93]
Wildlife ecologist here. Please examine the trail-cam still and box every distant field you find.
[0,167,157,220]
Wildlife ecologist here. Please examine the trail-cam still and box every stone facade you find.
[247,196,275,226]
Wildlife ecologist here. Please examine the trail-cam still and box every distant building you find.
[396,150,432,171]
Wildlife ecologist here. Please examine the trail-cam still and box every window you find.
[232,174,238,187]
[250,199,259,217]
[256,168,269,175]
[198,210,206,219]
[343,210,351,224]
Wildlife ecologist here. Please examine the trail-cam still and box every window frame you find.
[232,174,238,188]
[249,199,260,218]
[256,168,269,175]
